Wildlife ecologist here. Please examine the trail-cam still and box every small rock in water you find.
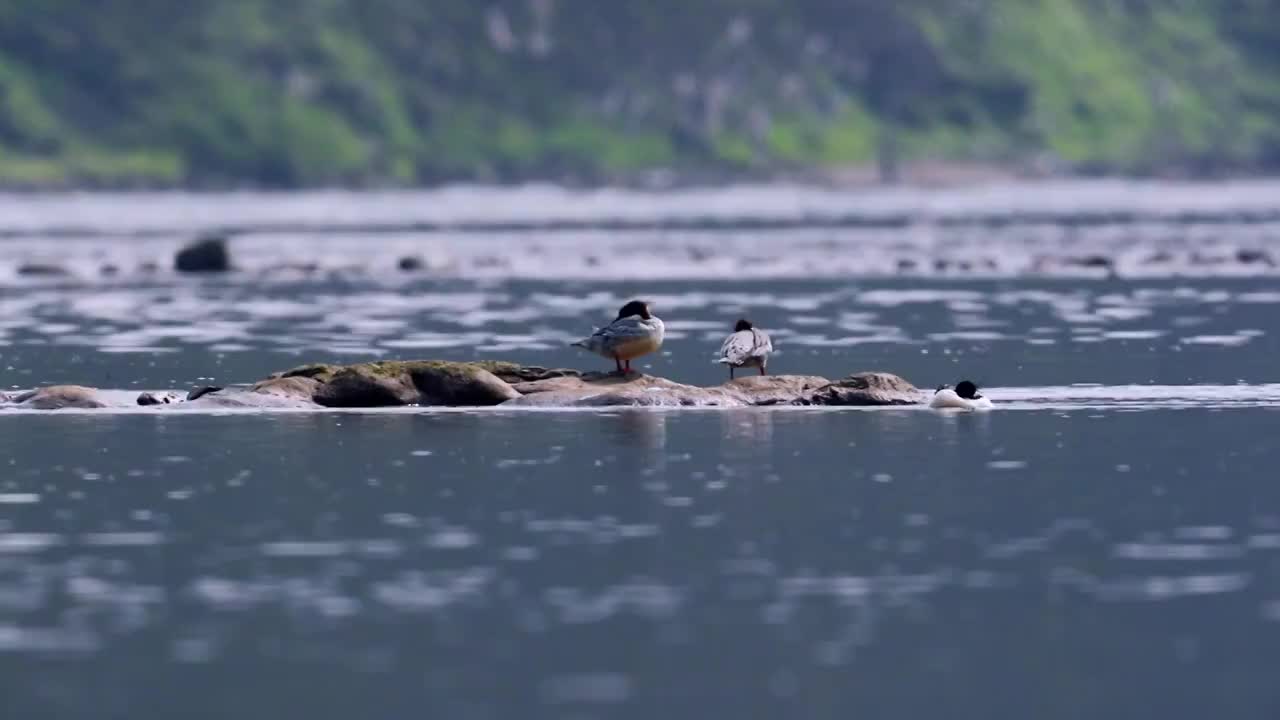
[137,392,177,406]
[261,262,319,275]
[14,386,106,409]
[1073,255,1112,269]
[100,264,121,277]
[16,264,70,277]
[175,234,231,273]
[1237,249,1274,266]
[187,386,223,401]
[397,256,425,272]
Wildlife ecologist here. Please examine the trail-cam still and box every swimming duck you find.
[930,380,993,410]
[716,318,773,379]
[572,300,665,374]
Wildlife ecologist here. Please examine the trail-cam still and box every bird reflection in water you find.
[598,410,669,475]
[720,409,775,451]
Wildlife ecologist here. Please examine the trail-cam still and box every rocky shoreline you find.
[0,360,924,411]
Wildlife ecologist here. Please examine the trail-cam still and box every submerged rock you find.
[175,234,231,273]
[8,386,107,409]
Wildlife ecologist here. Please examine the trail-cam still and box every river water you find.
[3,182,1280,719]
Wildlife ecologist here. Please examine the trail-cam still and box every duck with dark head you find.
[572,300,666,374]
[930,380,993,410]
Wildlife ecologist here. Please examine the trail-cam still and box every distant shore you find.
[1,160,1271,195]
[3,176,1280,239]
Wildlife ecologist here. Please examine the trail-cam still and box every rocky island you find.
[1,360,923,411]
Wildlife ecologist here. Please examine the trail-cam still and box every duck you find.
[930,380,993,410]
[572,300,665,374]
[716,318,773,379]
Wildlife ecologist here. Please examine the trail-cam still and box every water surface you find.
[3,183,1280,719]
[4,409,1280,719]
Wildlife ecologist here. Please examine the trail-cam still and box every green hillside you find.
[1,0,1278,187]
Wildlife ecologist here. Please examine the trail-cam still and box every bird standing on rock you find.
[717,318,773,379]
[572,300,665,374]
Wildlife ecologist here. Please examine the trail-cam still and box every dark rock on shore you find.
[175,234,231,273]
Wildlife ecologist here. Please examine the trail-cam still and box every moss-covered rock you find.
[247,363,920,408]
[288,360,521,408]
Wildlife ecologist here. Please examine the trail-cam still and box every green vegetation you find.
[0,0,1278,187]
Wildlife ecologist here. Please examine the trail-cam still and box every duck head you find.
[616,300,652,320]
[734,318,754,332]
[955,380,982,399]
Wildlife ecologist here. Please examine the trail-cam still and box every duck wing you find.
[583,316,656,352]
[719,329,771,364]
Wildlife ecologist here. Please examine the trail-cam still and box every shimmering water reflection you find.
[2,408,1280,718]
[6,278,1280,390]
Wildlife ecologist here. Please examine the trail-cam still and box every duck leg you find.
[624,358,632,373]
[615,356,624,373]
[729,366,735,380]
[759,366,766,376]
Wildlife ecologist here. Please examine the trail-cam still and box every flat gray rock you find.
[505,372,910,408]
[7,385,107,410]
